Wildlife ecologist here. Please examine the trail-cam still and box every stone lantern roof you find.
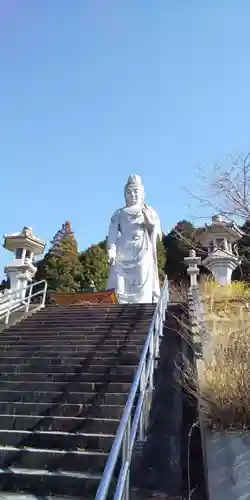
[3,226,45,255]
[198,215,244,247]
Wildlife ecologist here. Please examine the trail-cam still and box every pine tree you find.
[79,241,108,291]
[44,221,82,292]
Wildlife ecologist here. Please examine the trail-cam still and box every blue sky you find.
[1,0,250,275]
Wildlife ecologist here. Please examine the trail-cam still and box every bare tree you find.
[187,152,250,224]
[211,152,250,221]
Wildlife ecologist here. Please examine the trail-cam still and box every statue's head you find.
[125,174,144,207]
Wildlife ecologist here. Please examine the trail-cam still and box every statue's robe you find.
[107,204,161,303]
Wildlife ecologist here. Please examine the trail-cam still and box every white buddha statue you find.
[106,174,162,303]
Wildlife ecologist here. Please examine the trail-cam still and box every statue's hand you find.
[108,246,116,266]
[142,205,154,230]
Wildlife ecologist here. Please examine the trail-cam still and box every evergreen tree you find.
[49,221,75,256]
[0,278,9,291]
[44,221,82,292]
[163,220,197,283]
[79,241,108,291]
[157,237,166,279]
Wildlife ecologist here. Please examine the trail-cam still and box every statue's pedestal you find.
[50,289,118,306]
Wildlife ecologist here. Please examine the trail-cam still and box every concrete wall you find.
[205,430,250,500]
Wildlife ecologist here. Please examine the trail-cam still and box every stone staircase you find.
[0,303,155,498]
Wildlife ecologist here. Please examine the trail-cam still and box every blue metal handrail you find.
[95,276,169,500]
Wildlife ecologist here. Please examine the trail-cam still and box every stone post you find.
[184,249,203,355]
[184,249,201,297]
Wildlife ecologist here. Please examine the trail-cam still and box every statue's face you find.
[125,186,142,207]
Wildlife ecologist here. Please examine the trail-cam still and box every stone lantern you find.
[198,215,244,285]
[3,226,45,300]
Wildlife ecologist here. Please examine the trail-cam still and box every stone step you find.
[0,390,128,405]
[39,303,154,310]
[0,381,131,393]
[0,446,108,475]
[0,429,115,452]
[8,316,152,323]
[5,322,149,338]
[0,354,140,365]
[0,333,147,341]
[0,349,140,359]
[0,364,137,375]
[10,318,152,324]
[25,311,154,319]
[24,308,152,314]
[43,303,154,309]
[27,310,153,315]
[0,414,119,434]
[0,467,102,497]
[0,402,125,419]
[34,310,153,315]
[31,315,153,321]
[0,338,145,346]
[0,346,143,357]
[0,345,143,362]
[0,372,134,383]
[6,328,149,336]
[20,310,154,319]
[9,315,150,327]
[0,363,137,374]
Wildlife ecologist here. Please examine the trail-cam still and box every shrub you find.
[184,278,250,430]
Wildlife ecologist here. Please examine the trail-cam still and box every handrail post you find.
[25,282,33,313]
[159,300,163,338]
[139,364,146,441]
[42,281,48,307]
[122,417,131,500]
[160,299,164,337]
[155,310,160,359]
[5,296,11,325]
[163,279,167,321]
[149,334,154,390]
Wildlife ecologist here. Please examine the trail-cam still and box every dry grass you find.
[184,278,250,430]
[200,276,250,303]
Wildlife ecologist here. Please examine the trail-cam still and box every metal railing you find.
[0,280,48,325]
[95,276,169,500]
